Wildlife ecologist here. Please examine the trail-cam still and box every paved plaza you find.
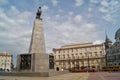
[0,72,120,80]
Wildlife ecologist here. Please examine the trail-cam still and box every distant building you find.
[0,52,13,71]
[53,42,106,71]
[105,28,120,66]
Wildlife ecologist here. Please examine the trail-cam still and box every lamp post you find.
[87,52,90,72]
[68,57,71,71]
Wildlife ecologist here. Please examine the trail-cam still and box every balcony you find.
[55,55,105,61]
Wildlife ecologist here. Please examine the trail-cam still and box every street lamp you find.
[68,57,71,71]
[87,52,90,72]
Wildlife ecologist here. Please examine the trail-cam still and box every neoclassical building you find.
[105,28,120,66]
[53,42,106,71]
[0,52,13,71]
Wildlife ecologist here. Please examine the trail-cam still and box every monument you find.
[16,7,54,74]
[0,7,68,77]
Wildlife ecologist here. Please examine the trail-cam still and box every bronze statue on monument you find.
[36,7,42,19]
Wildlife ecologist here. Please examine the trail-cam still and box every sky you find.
[0,0,120,65]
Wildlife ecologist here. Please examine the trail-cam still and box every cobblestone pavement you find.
[88,72,120,80]
[0,73,89,80]
[0,72,120,80]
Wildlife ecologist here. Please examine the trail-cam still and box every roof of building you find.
[53,42,104,50]
[105,34,112,43]
[0,52,12,56]
[115,28,120,39]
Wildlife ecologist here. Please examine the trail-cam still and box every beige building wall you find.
[53,42,106,71]
[0,52,12,71]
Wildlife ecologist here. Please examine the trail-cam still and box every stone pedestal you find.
[17,53,49,73]
[31,53,49,72]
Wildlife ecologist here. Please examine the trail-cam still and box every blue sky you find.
[0,0,120,65]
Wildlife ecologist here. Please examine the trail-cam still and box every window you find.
[63,55,65,58]
[80,53,82,55]
[63,50,65,53]
[94,46,97,50]
[76,49,78,52]
[95,52,97,56]
[72,61,74,64]
[63,62,65,65]
[100,51,102,56]
[90,47,92,50]
[71,54,74,58]
[79,48,82,52]
[76,53,78,56]
[101,59,104,63]
[100,47,102,50]
[72,49,73,52]
[90,52,92,56]
[96,59,99,63]
[85,53,87,57]
[85,48,87,51]
[67,54,69,58]
[67,50,69,53]
[54,51,56,54]
[54,56,56,59]
[59,62,61,65]
[58,55,60,59]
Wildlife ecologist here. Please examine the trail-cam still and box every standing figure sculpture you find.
[36,7,42,19]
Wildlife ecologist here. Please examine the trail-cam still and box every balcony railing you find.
[55,55,105,61]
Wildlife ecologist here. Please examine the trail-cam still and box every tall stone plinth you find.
[29,19,46,54]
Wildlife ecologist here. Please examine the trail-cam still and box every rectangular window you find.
[96,59,99,63]
[90,52,92,56]
[58,55,60,59]
[67,54,69,58]
[95,52,97,56]
[63,55,65,58]
[72,61,74,64]
[67,49,69,53]
[54,55,56,59]
[85,53,87,57]
[72,49,73,52]
[54,51,56,54]
[94,46,97,50]
[76,49,78,52]
[72,54,74,58]
[63,50,65,53]
[85,48,87,51]
[63,62,65,65]
[100,51,102,56]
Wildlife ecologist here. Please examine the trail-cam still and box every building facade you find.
[0,52,13,71]
[105,28,120,66]
[53,42,106,71]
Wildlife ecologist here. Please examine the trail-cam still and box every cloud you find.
[51,0,58,6]
[74,15,82,23]
[90,0,100,4]
[0,6,32,55]
[93,40,104,44]
[42,5,49,11]
[8,6,20,16]
[0,0,8,6]
[99,0,120,23]
[75,0,84,7]
[44,14,101,52]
